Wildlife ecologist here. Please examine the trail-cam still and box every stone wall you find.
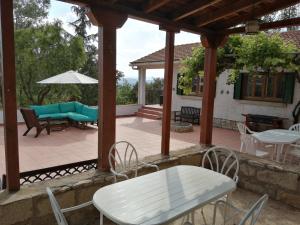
[237,153,300,209]
[0,146,300,225]
[213,118,238,130]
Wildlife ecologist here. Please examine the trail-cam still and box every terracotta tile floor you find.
[0,117,240,176]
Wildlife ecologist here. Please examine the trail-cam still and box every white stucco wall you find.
[171,68,300,128]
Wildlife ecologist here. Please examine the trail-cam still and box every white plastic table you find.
[93,165,236,225]
[252,129,300,161]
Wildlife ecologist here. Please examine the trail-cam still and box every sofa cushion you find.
[38,113,68,120]
[74,101,84,114]
[81,106,98,121]
[67,112,93,122]
[30,104,60,116]
[59,102,76,113]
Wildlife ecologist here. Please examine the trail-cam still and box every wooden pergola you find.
[1,0,299,191]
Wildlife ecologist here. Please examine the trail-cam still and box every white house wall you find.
[171,67,300,128]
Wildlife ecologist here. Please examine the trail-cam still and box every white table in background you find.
[93,165,236,225]
[252,129,300,162]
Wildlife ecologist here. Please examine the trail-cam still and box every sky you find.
[48,0,200,79]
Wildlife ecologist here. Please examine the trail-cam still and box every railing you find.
[145,89,163,105]
[1,159,97,189]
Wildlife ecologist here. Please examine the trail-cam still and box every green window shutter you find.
[176,73,184,95]
[233,74,243,99]
[283,73,295,104]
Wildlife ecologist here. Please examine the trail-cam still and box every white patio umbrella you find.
[37,70,98,84]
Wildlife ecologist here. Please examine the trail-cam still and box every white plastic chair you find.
[237,123,255,152]
[199,147,239,225]
[283,123,300,164]
[46,187,93,225]
[289,123,300,133]
[108,141,159,183]
[213,194,268,225]
[240,134,273,158]
[202,146,239,182]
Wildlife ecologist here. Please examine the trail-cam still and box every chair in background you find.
[108,141,159,183]
[237,122,255,152]
[213,194,268,225]
[238,122,274,158]
[20,108,50,138]
[240,134,274,158]
[46,187,93,225]
[283,123,300,164]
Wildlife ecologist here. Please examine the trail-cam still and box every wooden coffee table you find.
[49,120,68,131]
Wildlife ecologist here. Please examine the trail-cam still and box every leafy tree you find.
[145,78,164,104]
[280,5,299,31]
[229,32,299,82]
[13,0,50,29]
[179,36,242,94]
[15,22,86,105]
[116,79,137,105]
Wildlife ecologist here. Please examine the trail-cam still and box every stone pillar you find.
[138,68,146,105]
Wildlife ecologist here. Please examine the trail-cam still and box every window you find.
[190,76,204,97]
[234,72,295,104]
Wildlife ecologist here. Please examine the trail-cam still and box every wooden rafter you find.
[196,0,265,27]
[226,17,300,34]
[172,0,222,21]
[216,0,300,29]
[144,0,172,13]
[60,0,212,34]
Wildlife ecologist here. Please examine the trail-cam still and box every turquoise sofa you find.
[30,101,98,123]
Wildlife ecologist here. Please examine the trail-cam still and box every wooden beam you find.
[200,34,227,146]
[59,0,213,35]
[216,0,300,30]
[226,17,300,34]
[172,0,222,22]
[0,0,20,191]
[144,0,172,13]
[87,8,127,171]
[196,0,265,27]
[160,27,177,156]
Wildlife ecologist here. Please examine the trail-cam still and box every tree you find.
[116,79,137,105]
[15,22,87,105]
[13,0,50,29]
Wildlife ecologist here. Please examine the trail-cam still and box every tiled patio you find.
[0,116,240,176]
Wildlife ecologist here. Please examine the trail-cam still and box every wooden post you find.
[160,26,179,156]
[0,0,20,191]
[87,7,127,171]
[200,34,227,146]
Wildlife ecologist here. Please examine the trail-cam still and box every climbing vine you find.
[179,32,299,94]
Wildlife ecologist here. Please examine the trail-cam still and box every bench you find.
[174,106,201,124]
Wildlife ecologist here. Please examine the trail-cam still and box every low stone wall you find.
[0,146,204,225]
[237,154,300,209]
[0,145,300,225]
[213,117,239,130]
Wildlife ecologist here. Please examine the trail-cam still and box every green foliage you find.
[15,22,87,105]
[179,33,299,94]
[228,32,299,83]
[145,78,164,105]
[116,80,137,105]
[179,35,242,94]
[13,0,50,29]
